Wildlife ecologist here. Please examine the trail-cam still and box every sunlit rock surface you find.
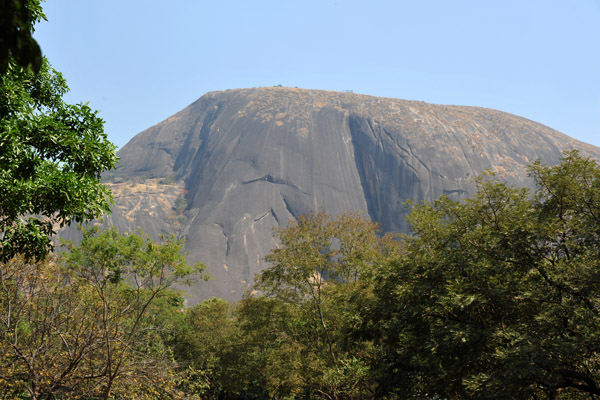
[98,87,600,303]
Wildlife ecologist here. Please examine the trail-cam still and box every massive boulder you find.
[102,87,600,303]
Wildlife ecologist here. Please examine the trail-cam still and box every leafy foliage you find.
[369,150,600,399]
[171,212,395,399]
[249,211,400,399]
[175,193,188,215]
[0,228,206,400]
[180,152,600,400]
[173,298,241,398]
[0,58,118,261]
[0,0,44,74]
[4,149,600,400]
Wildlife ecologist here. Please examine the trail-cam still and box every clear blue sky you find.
[34,0,600,149]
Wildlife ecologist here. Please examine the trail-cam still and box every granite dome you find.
[100,87,600,302]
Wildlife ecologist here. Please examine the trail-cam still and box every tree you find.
[1,0,118,262]
[173,297,241,399]
[0,0,44,74]
[255,210,400,399]
[0,228,206,399]
[0,55,118,262]
[369,151,600,399]
[233,296,308,400]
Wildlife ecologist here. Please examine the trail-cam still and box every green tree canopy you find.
[0,57,118,261]
[0,0,44,74]
[1,0,117,261]
[370,150,600,399]
[254,210,400,399]
[0,228,206,400]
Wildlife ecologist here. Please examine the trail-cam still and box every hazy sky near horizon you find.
[34,0,600,149]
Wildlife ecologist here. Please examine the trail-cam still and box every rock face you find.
[102,87,600,303]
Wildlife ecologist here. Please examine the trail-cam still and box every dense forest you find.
[3,1,600,399]
[2,150,600,399]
